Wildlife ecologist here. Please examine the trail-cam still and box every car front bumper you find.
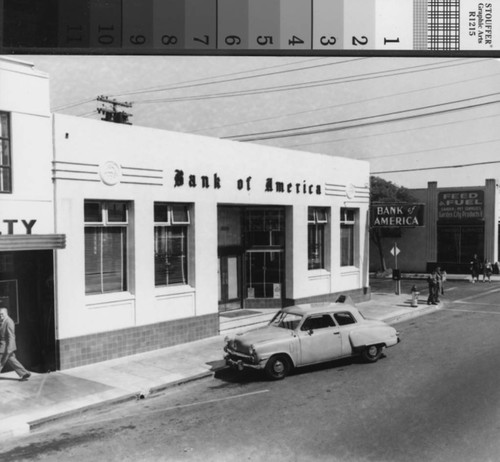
[225,355,265,371]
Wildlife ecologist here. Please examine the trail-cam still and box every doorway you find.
[0,250,56,373]
[218,255,242,311]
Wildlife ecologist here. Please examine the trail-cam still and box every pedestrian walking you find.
[435,267,444,300]
[483,259,493,282]
[0,307,31,381]
[440,269,447,295]
[427,269,439,305]
[470,254,481,283]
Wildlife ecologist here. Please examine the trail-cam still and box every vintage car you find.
[224,302,400,380]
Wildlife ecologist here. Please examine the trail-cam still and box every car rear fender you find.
[349,326,394,349]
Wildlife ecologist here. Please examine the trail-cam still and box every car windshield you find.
[269,311,303,330]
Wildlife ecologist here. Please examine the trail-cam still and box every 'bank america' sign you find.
[370,203,425,228]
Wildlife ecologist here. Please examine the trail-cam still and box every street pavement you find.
[0,283,451,442]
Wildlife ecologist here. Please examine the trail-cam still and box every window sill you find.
[155,284,195,297]
[85,291,135,307]
[308,269,331,280]
[340,266,360,275]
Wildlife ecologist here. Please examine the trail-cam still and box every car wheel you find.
[362,345,383,363]
[265,355,290,380]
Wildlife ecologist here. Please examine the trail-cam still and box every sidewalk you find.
[0,291,439,442]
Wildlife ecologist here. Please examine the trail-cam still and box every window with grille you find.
[308,208,328,270]
[340,208,356,267]
[84,201,129,294]
[154,203,190,286]
[0,112,12,193]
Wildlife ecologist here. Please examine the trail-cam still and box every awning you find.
[0,234,66,251]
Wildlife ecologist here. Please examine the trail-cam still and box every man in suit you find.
[0,307,30,381]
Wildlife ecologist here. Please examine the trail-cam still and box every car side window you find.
[334,312,356,326]
[301,314,335,331]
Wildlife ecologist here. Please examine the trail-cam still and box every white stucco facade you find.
[52,113,370,346]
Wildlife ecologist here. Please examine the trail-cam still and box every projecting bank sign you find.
[370,203,425,228]
[438,190,484,221]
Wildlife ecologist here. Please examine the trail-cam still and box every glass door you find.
[246,250,283,299]
[218,256,242,311]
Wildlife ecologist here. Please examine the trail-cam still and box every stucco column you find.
[484,179,498,262]
[426,181,438,266]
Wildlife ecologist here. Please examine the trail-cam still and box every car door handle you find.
[333,332,340,335]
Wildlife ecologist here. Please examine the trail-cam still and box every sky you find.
[16,54,500,190]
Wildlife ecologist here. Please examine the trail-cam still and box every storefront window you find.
[154,203,190,286]
[0,112,12,193]
[84,201,128,294]
[341,208,356,267]
[308,207,328,270]
[437,225,484,264]
[244,208,284,247]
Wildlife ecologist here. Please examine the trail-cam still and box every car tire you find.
[361,345,383,363]
[265,355,290,380]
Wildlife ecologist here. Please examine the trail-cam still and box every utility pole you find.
[97,95,133,124]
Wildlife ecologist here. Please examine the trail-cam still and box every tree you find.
[370,176,417,272]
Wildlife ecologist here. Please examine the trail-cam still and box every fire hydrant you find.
[410,285,419,307]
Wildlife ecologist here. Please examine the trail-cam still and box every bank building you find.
[0,57,371,372]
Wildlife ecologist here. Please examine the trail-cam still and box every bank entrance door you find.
[218,255,242,311]
[246,249,284,302]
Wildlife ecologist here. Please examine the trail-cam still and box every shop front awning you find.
[0,234,66,251]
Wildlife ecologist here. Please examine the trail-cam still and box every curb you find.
[0,370,215,441]
[384,303,441,325]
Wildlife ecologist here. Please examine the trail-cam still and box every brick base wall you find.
[285,287,370,307]
[57,313,219,370]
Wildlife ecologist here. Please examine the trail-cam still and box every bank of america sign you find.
[370,203,425,228]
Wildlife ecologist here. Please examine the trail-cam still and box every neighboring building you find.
[0,57,65,373]
[370,180,500,274]
[0,57,371,371]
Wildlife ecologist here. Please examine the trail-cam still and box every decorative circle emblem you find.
[345,183,356,199]
[99,161,122,186]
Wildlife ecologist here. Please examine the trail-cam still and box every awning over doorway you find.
[0,234,66,251]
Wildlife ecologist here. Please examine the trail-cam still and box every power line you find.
[193,69,500,136]
[54,97,96,112]
[111,57,366,98]
[134,58,485,105]
[283,111,500,150]
[52,57,331,111]
[372,159,500,175]
[227,92,500,142]
[359,136,500,161]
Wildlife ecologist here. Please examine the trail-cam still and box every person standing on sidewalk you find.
[0,307,31,381]
[427,269,439,305]
[470,254,481,283]
[435,267,444,299]
[483,259,493,282]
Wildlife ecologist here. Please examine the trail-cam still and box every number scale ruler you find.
[1,0,498,55]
